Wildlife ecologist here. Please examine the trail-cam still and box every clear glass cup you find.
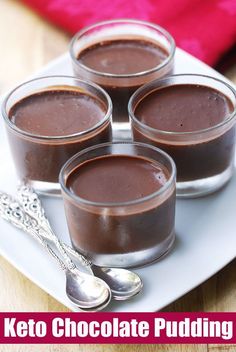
[60,142,176,268]
[129,74,236,198]
[69,19,175,124]
[2,76,112,195]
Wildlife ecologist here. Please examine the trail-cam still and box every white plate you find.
[0,49,235,312]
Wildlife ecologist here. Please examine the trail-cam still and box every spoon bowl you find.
[66,269,112,309]
[92,266,143,300]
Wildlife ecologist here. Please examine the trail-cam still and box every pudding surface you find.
[77,39,168,75]
[67,155,169,203]
[134,84,233,133]
[10,89,107,137]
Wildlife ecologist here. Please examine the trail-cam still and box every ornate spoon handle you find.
[0,192,67,272]
[17,184,92,269]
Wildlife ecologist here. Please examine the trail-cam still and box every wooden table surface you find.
[0,1,235,351]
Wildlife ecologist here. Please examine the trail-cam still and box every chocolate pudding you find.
[76,39,171,122]
[78,40,168,75]
[67,155,169,202]
[132,84,235,182]
[5,85,112,186]
[63,154,176,262]
[10,90,107,136]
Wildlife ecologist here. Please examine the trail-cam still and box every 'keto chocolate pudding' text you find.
[2,76,112,194]
[60,142,176,268]
[70,20,175,123]
[129,74,236,197]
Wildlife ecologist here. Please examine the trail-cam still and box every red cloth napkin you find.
[22,0,236,66]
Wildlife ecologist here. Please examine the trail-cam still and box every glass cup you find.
[60,142,176,268]
[69,19,175,124]
[129,74,236,198]
[2,76,112,195]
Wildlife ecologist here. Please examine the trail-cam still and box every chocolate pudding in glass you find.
[129,74,236,198]
[70,20,175,125]
[2,76,112,195]
[60,142,176,268]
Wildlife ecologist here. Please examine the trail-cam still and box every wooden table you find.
[0,1,235,351]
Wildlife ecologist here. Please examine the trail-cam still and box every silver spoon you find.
[0,192,111,311]
[66,268,111,311]
[17,184,143,300]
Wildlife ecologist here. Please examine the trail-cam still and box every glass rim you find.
[59,141,176,208]
[128,73,236,137]
[2,75,113,141]
[69,19,176,79]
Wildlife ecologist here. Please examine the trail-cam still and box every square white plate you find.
[0,49,235,312]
